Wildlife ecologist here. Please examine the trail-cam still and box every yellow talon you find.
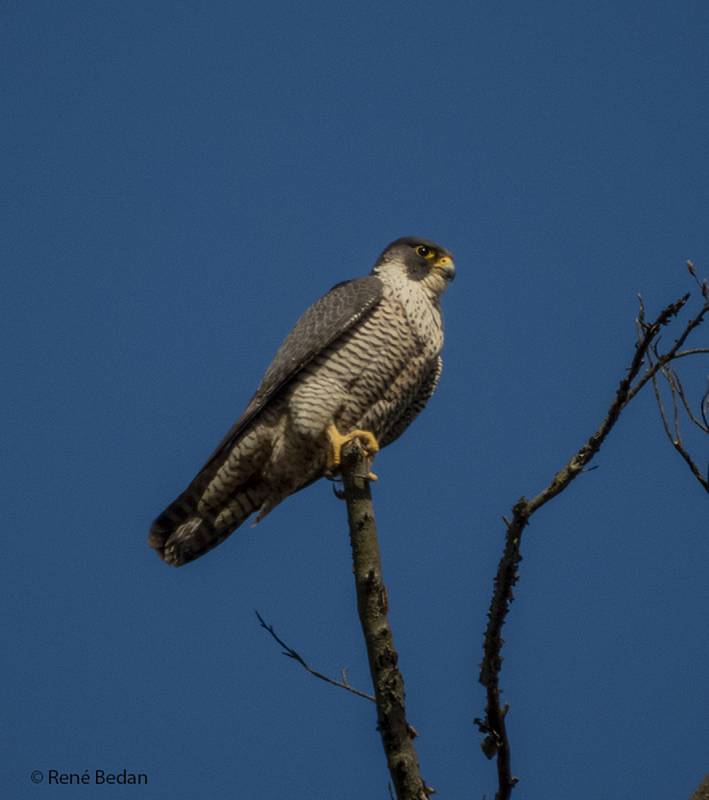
[327,424,380,471]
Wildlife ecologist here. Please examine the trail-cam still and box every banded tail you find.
[149,480,266,566]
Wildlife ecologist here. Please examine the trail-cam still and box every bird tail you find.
[148,481,266,567]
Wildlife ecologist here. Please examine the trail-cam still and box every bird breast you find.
[381,272,444,356]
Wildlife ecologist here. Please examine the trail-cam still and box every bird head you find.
[372,237,456,294]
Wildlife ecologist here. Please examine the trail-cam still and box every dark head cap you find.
[374,236,455,281]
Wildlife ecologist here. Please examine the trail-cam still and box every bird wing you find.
[200,275,383,472]
[149,275,383,563]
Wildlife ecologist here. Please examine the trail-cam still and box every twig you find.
[255,610,375,702]
[672,347,709,360]
[477,286,708,800]
[340,442,433,800]
[651,370,709,492]
[627,294,708,403]
[651,370,675,442]
[663,364,709,433]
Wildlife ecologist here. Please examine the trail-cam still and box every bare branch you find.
[627,295,708,403]
[687,260,709,300]
[651,371,675,443]
[521,293,695,519]
[663,365,709,433]
[478,284,708,799]
[341,443,433,800]
[672,347,709,360]
[651,370,709,492]
[668,368,682,435]
[255,610,375,702]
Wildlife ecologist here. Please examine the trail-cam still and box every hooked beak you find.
[434,254,456,281]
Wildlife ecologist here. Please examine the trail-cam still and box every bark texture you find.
[341,446,430,800]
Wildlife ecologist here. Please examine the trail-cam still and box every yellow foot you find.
[326,424,379,475]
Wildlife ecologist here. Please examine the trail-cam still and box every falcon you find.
[149,236,455,566]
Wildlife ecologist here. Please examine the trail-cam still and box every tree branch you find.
[340,443,432,800]
[627,293,708,404]
[672,347,709,360]
[650,368,709,492]
[477,284,708,800]
[255,610,375,702]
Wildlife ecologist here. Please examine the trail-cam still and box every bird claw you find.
[326,424,380,471]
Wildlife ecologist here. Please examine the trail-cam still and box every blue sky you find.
[3,1,708,798]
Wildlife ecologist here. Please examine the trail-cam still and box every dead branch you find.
[650,368,709,492]
[255,610,375,702]
[477,279,708,800]
[341,442,433,800]
[662,364,708,433]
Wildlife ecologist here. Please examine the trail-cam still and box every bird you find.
[149,236,455,566]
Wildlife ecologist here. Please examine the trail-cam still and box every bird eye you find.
[416,245,434,259]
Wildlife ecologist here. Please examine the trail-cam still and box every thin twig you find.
[341,442,433,800]
[686,260,709,299]
[651,370,709,492]
[651,372,675,443]
[663,364,709,432]
[255,610,375,702]
[669,367,682,435]
[672,347,709,360]
[627,295,708,404]
[477,286,708,800]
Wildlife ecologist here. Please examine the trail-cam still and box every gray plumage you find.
[149,236,455,566]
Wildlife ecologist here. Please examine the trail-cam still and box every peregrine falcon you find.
[149,236,455,566]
